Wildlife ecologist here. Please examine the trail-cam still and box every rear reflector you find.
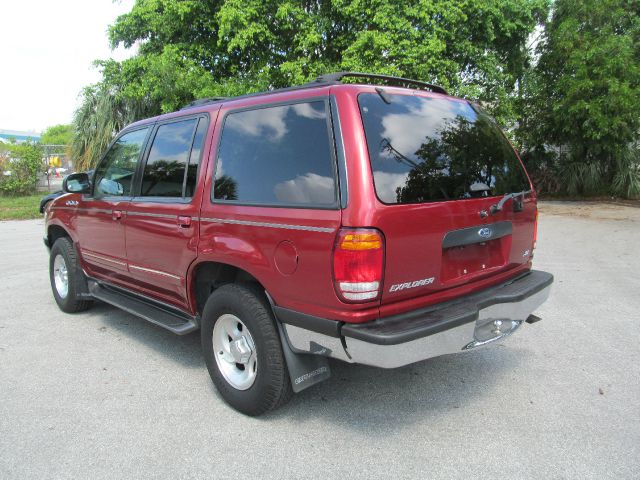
[333,229,384,303]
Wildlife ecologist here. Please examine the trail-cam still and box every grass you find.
[0,194,43,220]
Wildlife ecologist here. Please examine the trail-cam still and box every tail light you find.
[333,228,384,303]
[533,209,538,249]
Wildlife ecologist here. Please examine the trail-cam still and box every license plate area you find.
[440,237,508,282]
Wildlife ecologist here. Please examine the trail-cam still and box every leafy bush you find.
[559,160,606,197]
[0,142,44,196]
[612,145,640,199]
[520,149,563,196]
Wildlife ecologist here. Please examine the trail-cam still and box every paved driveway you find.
[1,202,638,479]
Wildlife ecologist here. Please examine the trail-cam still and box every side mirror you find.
[97,178,124,196]
[63,172,91,194]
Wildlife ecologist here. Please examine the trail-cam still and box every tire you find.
[49,237,93,313]
[201,283,292,416]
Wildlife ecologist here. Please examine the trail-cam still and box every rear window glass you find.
[213,101,337,207]
[358,93,530,204]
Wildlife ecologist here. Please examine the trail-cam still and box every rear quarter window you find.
[212,101,337,207]
[358,93,530,204]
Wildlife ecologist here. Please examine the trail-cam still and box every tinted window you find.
[141,119,197,197]
[185,118,207,197]
[358,93,530,204]
[213,101,337,206]
[94,128,148,197]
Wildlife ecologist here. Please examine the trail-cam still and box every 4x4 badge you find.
[478,227,492,238]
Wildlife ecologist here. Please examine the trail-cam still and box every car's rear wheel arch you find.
[200,283,293,415]
[192,261,269,317]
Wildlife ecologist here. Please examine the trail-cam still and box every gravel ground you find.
[1,202,638,479]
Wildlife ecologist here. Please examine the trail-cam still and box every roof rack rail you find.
[178,72,446,111]
[312,72,448,95]
[180,97,229,110]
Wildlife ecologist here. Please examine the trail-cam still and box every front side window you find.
[358,93,530,204]
[94,128,149,198]
[140,119,198,197]
[213,101,337,207]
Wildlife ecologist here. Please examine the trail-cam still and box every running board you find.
[87,280,199,335]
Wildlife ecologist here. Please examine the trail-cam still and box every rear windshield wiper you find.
[490,190,528,215]
[380,138,419,168]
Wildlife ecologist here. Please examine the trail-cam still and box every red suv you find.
[45,73,553,415]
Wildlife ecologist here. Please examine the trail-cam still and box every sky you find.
[0,0,137,133]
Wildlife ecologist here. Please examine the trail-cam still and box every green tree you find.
[41,124,74,146]
[0,142,44,196]
[71,83,155,170]
[108,0,548,118]
[74,0,549,169]
[522,0,640,197]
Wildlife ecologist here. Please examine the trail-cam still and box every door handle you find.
[112,210,123,221]
[177,215,192,228]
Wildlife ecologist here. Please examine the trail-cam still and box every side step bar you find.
[87,279,199,335]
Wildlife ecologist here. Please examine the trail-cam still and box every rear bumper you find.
[278,270,553,368]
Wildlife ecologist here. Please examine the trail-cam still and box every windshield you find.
[358,93,530,204]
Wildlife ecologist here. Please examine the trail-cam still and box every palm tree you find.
[71,85,157,171]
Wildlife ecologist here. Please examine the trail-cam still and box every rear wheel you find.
[201,284,292,416]
[49,237,92,313]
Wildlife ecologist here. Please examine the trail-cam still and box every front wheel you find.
[201,284,292,416]
[49,237,92,313]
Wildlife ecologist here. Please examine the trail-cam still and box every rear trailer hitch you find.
[464,313,543,350]
[525,314,542,324]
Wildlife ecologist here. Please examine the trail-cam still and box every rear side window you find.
[358,93,530,204]
[213,101,337,207]
[140,118,203,198]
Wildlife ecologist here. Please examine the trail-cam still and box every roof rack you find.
[179,72,447,110]
[180,97,228,110]
[311,72,448,95]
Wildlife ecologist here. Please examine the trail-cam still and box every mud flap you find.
[276,321,331,393]
[73,243,92,299]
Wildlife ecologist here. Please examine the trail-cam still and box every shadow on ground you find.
[88,302,202,369]
[268,346,526,433]
[88,300,527,433]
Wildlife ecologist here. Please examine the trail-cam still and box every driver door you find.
[75,126,151,284]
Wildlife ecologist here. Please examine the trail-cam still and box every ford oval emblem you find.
[478,227,492,239]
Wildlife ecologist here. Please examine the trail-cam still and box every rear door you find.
[197,97,343,317]
[123,113,214,309]
[357,91,536,305]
